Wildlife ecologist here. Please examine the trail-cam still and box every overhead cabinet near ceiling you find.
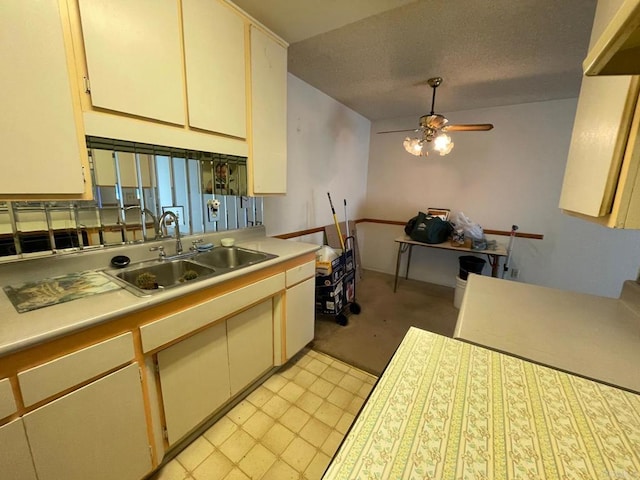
[77,0,185,125]
[559,0,640,228]
[0,0,90,200]
[73,0,288,195]
[584,0,640,75]
[2,0,288,199]
[182,0,247,138]
[249,25,288,195]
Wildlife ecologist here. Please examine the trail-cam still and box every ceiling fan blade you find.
[376,128,418,134]
[442,123,494,132]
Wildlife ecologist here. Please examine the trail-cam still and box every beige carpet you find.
[311,270,459,376]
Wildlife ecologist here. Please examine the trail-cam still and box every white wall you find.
[263,74,371,244]
[360,98,640,298]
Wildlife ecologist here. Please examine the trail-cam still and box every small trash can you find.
[454,275,466,309]
[459,255,486,280]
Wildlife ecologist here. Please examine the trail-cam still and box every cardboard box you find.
[315,277,344,314]
[315,254,345,286]
[344,270,356,304]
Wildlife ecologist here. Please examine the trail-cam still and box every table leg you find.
[488,254,500,277]
[393,243,404,293]
[405,245,413,279]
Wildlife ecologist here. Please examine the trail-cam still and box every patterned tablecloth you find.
[323,327,640,480]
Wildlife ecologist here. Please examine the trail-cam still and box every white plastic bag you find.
[316,245,339,263]
[454,212,484,240]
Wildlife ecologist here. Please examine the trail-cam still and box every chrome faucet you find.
[158,211,182,255]
[123,205,159,239]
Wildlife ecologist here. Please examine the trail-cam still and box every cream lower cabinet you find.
[0,418,38,480]
[285,277,316,360]
[157,321,231,446]
[227,299,274,395]
[157,298,275,446]
[22,363,151,480]
[284,260,316,360]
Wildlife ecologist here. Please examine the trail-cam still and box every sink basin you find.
[194,247,276,269]
[106,259,216,295]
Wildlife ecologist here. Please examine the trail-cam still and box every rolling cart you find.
[315,237,361,326]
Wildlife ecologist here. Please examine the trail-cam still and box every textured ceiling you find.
[234,0,598,121]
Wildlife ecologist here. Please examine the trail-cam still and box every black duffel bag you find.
[408,211,453,244]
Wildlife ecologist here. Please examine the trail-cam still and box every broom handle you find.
[344,199,351,251]
[327,192,346,251]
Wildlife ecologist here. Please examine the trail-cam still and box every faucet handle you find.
[190,239,204,251]
[149,245,165,258]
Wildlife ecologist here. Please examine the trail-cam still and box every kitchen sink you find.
[193,247,276,269]
[103,246,277,297]
[105,259,216,295]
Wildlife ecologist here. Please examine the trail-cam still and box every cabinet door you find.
[0,0,87,197]
[183,0,247,138]
[0,419,38,480]
[23,363,151,480]
[78,0,184,125]
[250,27,287,194]
[227,299,274,395]
[558,75,639,217]
[157,321,231,445]
[285,277,315,359]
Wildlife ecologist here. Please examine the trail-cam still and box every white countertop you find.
[455,274,640,392]
[0,229,319,357]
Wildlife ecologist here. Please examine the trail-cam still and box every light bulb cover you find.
[433,133,454,155]
[403,137,424,156]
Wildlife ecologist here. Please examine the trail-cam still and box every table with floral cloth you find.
[322,327,640,480]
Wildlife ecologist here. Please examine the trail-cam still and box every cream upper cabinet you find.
[558,76,639,218]
[250,26,288,195]
[183,0,247,138]
[559,0,640,228]
[584,0,640,75]
[0,0,89,199]
[77,0,185,125]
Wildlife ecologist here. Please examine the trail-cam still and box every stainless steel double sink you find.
[103,247,277,296]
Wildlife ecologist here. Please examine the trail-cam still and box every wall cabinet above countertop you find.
[584,0,640,76]
[71,0,288,194]
[0,0,91,201]
[560,0,640,228]
[1,0,289,200]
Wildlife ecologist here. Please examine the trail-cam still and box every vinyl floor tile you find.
[151,349,378,480]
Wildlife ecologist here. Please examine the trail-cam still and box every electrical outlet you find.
[510,268,519,279]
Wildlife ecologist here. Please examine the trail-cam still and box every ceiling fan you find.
[378,77,494,156]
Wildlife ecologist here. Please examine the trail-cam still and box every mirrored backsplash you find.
[0,137,262,260]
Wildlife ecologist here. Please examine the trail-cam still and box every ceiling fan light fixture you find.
[386,77,492,158]
[433,133,454,155]
[403,137,424,156]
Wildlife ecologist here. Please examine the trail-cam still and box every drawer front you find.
[18,332,134,407]
[140,273,285,353]
[286,260,316,287]
[0,378,16,419]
